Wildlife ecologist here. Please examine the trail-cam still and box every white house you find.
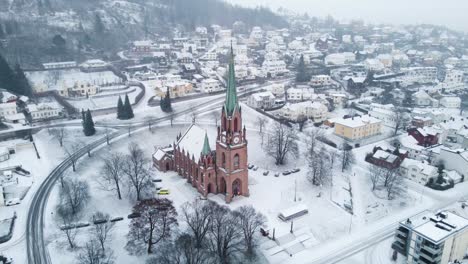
[310,75,332,87]
[412,90,438,107]
[247,91,275,109]
[281,101,328,122]
[400,159,438,185]
[364,59,385,72]
[0,102,18,118]
[200,79,221,93]
[436,148,468,178]
[262,60,287,77]
[439,96,461,108]
[287,87,315,102]
[28,103,63,121]
[42,61,77,70]
[269,83,285,97]
[324,52,355,65]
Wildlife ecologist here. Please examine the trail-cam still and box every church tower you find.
[216,46,249,203]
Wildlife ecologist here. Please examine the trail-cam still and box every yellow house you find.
[334,115,382,140]
[156,81,193,98]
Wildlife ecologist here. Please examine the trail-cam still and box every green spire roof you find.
[224,45,238,116]
[201,132,211,155]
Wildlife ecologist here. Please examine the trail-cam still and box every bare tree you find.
[91,212,114,253]
[127,124,133,137]
[232,206,266,258]
[144,115,156,133]
[126,198,178,254]
[385,171,406,200]
[381,167,398,187]
[59,178,90,216]
[123,143,152,201]
[51,126,68,147]
[64,142,82,172]
[257,116,267,145]
[297,114,308,132]
[190,107,198,124]
[307,149,331,186]
[104,125,111,145]
[211,111,219,126]
[147,233,213,264]
[207,202,242,264]
[306,129,323,156]
[169,112,175,127]
[100,153,124,199]
[368,164,384,191]
[56,204,78,249]
[340,143,355,172]
[264,122,299,165]
[392,107,409,136]
[181,200,213,248]
[77,239,115,264]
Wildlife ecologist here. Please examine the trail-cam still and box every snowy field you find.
[0,127,111,263]
[66,85,143,111]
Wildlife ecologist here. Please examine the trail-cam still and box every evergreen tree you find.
[14,64,32,97]
[0,54,15,91]
[117,97,124,119]
[295,55,310,82]
[94,13,105,34]
[164,87,172,112]
[160,88,172,113]
[123,94,134,119]
[160,96,166,112]
[83,109,96,136]
[81,109,86,130]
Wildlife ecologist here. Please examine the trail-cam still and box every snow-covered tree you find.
[264,122,298,165]
[126,198,178,254]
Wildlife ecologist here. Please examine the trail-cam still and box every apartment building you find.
[392,211,468,264]
[334,115,382,141]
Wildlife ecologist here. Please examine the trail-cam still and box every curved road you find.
[25,79,283,263]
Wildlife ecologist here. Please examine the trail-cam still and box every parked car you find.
[263,171,269,176]
[198,196,207,200]
[282,171,291,175]
[152,179,162,183]
[110,217,124,222]
[5,198,20,206]
[292,168,300,173]
[274,172,280,177]
[248,164,255,169]
[158,189,170,195]
[128,212,141,219]
[253,166,259,171]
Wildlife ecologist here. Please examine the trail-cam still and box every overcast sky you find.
[228,0,468,32]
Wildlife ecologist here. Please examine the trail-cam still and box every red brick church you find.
[152,50,249,203]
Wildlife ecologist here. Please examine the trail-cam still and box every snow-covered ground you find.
[0,127,111,263]
[66,85,143,111]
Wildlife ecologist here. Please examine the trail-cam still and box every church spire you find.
[224,44,238,116]
[201,132,211,155]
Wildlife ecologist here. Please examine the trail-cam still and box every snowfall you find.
[1,98,468,264]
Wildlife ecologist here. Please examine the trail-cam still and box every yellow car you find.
[158,189,170,195]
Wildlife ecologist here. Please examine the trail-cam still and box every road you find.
[25,79,292,264]
[293,179,468,264]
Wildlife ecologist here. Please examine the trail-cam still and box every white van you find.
[5,198,20,206]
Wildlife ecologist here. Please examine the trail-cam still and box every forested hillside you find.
[0,0,287,67]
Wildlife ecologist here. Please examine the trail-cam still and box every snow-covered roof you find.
[334,115,381,128]
[251,91,275,101]
[414,212,468,243]
[373,150,398,163]
[400,159,437,176]
[153,149,168,161]
[176,124,210,161]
